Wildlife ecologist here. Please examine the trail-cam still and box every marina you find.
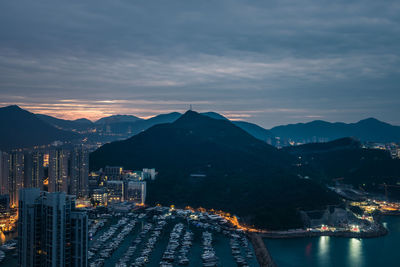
[87,206,259,267]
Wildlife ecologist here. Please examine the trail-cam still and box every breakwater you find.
[248,233,277,267]
[259,225,388,239]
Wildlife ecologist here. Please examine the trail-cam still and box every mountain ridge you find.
[270,117,400,143]
[0,105,79,150]
[90,110,339,229]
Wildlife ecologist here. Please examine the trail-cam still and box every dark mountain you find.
[39,110,277,145]
[90,111,338,229]
[36,114,94,131]
[270,118,400,143]
[201,111,229,121]
[284,138,400,197]
[0,105,79,150]
[201,112,275,143]
[233,121,275,143]
[284,137,362,155]
[93,112,182,138]
[74,118,93,124]
[95,114,143,124]
[37,112,181,143]
[129,112,182,134]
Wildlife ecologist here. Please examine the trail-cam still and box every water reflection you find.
[349,238,362,267]
[317,236,330,266]
[266,217,400,267]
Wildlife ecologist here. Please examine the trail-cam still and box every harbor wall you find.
[248,233,277,267]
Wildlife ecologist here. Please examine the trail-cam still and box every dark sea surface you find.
[265,216,400,267]
[1,216,399,266]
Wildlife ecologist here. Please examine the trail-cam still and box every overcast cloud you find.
[0,0,399,127]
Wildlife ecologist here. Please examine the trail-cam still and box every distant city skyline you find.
[1,0,399,128]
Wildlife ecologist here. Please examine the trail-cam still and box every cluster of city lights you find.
[183,206,261,232]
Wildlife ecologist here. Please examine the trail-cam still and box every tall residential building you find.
[0,194,9,213]
[18,188,88,267]
[0,151,9,195]
[106,180,124,203]
[125,180,146,204]
[24,151,44,189]
[92,188,107,206]
[48,149,69,194]
[104,166,123,180]
[69,147,89,198]
[9,152,24,207]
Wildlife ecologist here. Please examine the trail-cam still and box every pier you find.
[248,233,277,267]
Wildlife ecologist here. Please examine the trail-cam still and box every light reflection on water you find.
[265,216,400,267]
[317,236,330,266]
[349,238,362,267]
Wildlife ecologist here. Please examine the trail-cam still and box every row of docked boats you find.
[176,229,193,266]
[89,217,132,267]
[87,208,258,267]
[131,220,166,267]
[230,235,253,267]
[160,223,185,266]
[88,218,108,238]
[201,231,219,267]
[99,220,136,259]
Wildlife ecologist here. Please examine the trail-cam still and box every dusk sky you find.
[0,0,399,128]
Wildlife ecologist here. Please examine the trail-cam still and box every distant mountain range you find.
[36,109,276,144]
[1,105,400,151]
[95,114,143,124]
[36,109,400,144]
[90,111,340,229]
[36,114,93,131]
[270,118,400,143]
[0,105,79,150]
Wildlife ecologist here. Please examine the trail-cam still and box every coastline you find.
[257,213,392,239]
[261,216,400,267]
[259,225,388,239]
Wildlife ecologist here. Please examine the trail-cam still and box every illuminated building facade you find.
[69,147,89,198]
[9,152,24,207]
[23,151,44,189]
[18,188,88,267]
[125,180,146,204]
[92,188,107,205]
[105,180,124,203]
[104,166,123,180]
[48,149,69,194]
[0,194,9,213]
[0,151,9,195]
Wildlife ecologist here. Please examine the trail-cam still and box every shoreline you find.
[258,223,388,239]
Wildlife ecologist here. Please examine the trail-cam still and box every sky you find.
[0,0,399,128]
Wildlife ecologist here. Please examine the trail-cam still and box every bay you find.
[265,216,400,267]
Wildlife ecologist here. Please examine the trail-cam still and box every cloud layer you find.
[0,0,399,127]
